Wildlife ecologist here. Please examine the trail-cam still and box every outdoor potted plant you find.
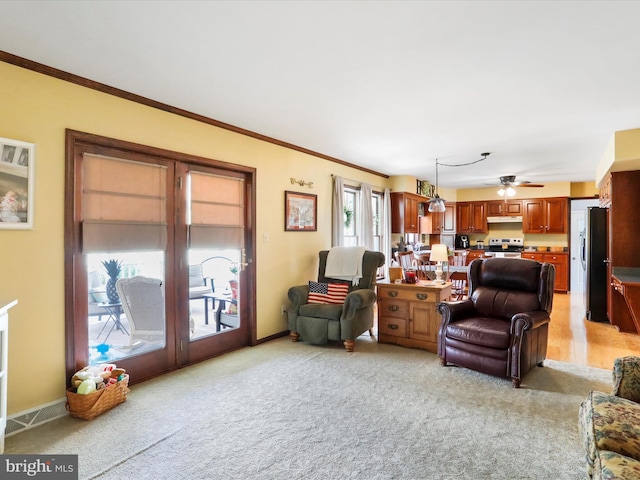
[228,263,239,300]
[102,259,122,303]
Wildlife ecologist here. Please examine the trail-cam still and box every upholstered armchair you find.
[438,257,555,388]
[287,249,385,352]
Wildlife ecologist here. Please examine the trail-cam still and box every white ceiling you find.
[2,1,640,189]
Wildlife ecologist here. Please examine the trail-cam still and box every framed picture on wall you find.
[285,190,317,231]
[0,137,35,229]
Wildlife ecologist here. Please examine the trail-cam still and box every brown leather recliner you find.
[437,257,555,388]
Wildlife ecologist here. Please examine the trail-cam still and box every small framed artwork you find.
[285,190,317,231]
[0,137,35,229]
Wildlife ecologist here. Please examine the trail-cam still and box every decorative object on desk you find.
[0,136,35,229]
[285,190,317,231]
[102,258,122,303]
[404,270,418,284]
[430,244,449,284]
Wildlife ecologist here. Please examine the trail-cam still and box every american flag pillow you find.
[307,281,350,305]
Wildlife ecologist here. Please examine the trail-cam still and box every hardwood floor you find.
[547,292,640,369]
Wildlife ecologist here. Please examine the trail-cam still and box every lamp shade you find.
[430,244,449,263]
[427,195,446,213]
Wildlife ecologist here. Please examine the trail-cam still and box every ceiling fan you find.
[498,175,544,188]
[495,175,544,197]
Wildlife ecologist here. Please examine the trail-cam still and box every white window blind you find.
[82,154,167,252]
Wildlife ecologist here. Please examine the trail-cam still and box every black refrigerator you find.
[581,206,608,322]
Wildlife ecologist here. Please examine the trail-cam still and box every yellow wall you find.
[596,128,640,186]
[0,62,388,414]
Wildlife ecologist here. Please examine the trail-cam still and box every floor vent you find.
[5,398,68,436]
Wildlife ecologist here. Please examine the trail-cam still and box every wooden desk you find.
[377,281,451,353]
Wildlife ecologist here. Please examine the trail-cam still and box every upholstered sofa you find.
[579,356,640,479]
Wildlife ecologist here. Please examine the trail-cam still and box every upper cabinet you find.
[391,192,425,233]
[456,201,487,234]
[420,203,456,235]
[522,197,568,234]
[486,199,522,217]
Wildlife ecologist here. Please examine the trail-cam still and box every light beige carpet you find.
[6,336,612,479]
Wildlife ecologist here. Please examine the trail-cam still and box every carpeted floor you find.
[6,336,612,479]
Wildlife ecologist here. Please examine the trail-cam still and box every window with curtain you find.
[341,186,383,251]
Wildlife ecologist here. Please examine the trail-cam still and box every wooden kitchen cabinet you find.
[420,202,455,235]
[456,201,487,234]
[603,170,640,333]
[466,250,485,264]
[486,199,522,217]
[391,192,425,234]
[522,197,568,234]
[377,281,451,353]
[521,251,568,293]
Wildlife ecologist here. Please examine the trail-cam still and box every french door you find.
[65,130,255,384]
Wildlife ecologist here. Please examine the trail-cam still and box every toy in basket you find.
[66,364,130,420]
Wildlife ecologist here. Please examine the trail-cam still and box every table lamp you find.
[430,244,449,284]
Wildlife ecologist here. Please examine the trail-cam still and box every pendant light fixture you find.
[427,159,446,213]
[427,153,492,213]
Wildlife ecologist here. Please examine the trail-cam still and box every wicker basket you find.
[66,374,130,420]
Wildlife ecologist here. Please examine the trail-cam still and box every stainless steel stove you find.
[486,238,524,258]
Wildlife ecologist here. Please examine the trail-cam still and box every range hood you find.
[486,216,523,224]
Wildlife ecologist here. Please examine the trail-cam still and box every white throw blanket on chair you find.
[325,246,366,286]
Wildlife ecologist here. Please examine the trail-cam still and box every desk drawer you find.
[378,299,409,318]
[378,316,407,337]
[378,287,435,303]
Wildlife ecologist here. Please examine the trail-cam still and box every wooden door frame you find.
[64,129,257,385]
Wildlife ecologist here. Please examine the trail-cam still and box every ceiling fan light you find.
[497,187,505,197]
[506,186,516,197]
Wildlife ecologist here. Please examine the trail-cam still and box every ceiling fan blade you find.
[517,183,545,188]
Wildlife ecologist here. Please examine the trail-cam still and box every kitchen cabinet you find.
[603,171,640,333]
[391,192,425,234]
[456,201,487,234]
[610,268,640,334]
[377,281,451,353]
[419,202,455,235]
[487,199,522,217]
[466,250,485,265]
[522,197,568,234]
[521,252,568,293]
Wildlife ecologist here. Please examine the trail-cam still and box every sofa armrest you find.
[437,299,475,322]
[341,289,376,321]
[510,310,551,335]
[612,356,640,403]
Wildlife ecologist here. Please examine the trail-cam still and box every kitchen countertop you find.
[612,267,640,284]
